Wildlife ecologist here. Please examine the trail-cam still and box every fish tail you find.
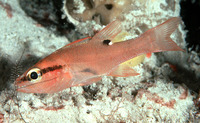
[148,17,184,52]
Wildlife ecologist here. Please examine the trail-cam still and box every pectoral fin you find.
[108,65,139,77]
[72,77,102,87]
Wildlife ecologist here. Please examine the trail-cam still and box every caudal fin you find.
[148,17,184,52]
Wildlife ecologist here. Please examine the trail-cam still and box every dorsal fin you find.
[92,20,122,41]
[65,37,92,47]
[66,20,122,47]
[112,30,129,43]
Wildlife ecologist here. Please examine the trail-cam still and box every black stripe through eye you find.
[21,76,28,81]
[41,65,63,74]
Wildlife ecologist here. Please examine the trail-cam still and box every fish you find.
[15,17,184,93]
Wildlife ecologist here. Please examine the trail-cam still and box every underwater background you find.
[0,0,200,122]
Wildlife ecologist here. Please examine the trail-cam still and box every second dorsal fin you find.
[92,20,122,41]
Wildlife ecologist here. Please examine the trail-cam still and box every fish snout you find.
[14,79,30,93]
[14,75,28,89]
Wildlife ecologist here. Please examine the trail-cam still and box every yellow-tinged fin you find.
[112,30,129,43]
[120,54,145,67]
[108,54,145,77]
[112,30,146,68]
[106,30,146,77]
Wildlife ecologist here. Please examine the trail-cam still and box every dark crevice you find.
[180,0,200,51]
[105,4,113,10]
[19,0,75,36]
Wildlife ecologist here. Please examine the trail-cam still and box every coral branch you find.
[137,89,176,109]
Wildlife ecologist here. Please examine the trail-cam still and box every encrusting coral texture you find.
[0,0,199,122]
[63,0,132,25]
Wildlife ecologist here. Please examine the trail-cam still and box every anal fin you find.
[120,54,145,67]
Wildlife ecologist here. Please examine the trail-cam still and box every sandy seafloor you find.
[0,0,200,122]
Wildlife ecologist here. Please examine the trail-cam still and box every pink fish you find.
[15,17,183,93]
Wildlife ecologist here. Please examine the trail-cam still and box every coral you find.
[63,0,131,25]
[63,0,187,50]
[0,113,3,123]
[0,0,199,122]
[0,1,12,18]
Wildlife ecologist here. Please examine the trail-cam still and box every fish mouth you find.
[15,87,29,93]
[14,82,26,92]
[15,82,33,93]
[15,77,43,93]
[14,78,31,93]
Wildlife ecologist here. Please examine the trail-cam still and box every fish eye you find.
[27,68,42,82]
[30,71,38,79]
